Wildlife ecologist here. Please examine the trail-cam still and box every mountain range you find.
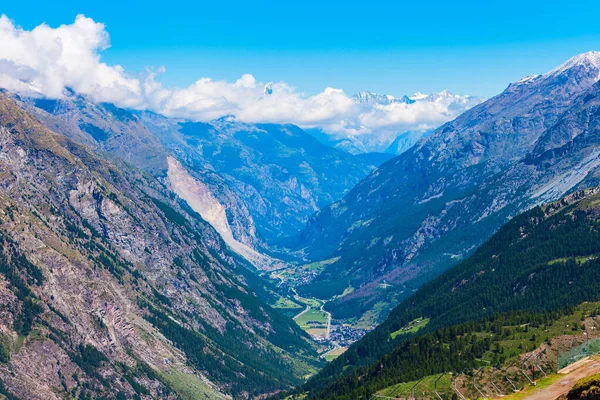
[1,48,600,400]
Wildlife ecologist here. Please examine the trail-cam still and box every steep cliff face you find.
[166,156,285,270]
[0,92,318,399]
[293,52,600,321]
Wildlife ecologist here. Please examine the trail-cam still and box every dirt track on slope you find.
[521,357,600,400]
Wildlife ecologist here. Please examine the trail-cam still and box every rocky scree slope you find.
[0,91,319,400]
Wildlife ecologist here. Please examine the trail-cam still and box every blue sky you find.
[2,0,600,97]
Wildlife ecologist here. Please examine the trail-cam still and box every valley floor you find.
[268,261,370,362]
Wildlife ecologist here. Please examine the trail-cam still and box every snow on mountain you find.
[353,89,476,106]
[311,89,484,154]
[410,92,429,100]
[515,74,541,84]
[544,51,600,79]
[353,91,399,105]
[354,89,482,112]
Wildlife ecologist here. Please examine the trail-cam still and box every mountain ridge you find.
[13,92,377,263]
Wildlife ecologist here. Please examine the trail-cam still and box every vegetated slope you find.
[300,187,600,399]
[306,309,587,400]
[0,91,319,399]
[293,51,600,322]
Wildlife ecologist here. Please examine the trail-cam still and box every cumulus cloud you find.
[0,14,483,144]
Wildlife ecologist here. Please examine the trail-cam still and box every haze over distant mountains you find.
[307,89,484,154]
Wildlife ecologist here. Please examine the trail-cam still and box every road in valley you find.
[320,303,332,339]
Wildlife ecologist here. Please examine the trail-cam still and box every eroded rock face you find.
[294,52,600,322]
[0,92,318,399]
[166,156,284,270]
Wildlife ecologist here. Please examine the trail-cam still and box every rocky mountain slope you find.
[0,91,319,399]
[300,186,600,399]
[293,51,600,322]
[18,95,375,251]
[19,94,268,256]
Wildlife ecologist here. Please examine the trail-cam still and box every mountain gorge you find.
[293,51,600,323]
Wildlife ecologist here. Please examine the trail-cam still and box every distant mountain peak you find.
[353,91,415,105]
[427,89,455,102]
[354,91,397,105]
[410,92,428,100]
[212,114,237,124]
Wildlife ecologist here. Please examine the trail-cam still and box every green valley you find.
[294,188,600,399]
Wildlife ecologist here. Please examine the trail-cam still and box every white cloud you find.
[0,14,483,146]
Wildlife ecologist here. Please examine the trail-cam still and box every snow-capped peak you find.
[409,92,428,101]
[427,90,455,102]
[355,90,481,107]
[354,91,417,105]
[544,51,600,79]
[354,91,394,105]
